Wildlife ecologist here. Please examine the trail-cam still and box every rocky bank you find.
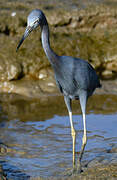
[0,0,117,96]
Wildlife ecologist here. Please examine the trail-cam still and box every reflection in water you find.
[0,93,117,178]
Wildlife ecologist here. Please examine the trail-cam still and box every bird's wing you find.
[54,74,63,93]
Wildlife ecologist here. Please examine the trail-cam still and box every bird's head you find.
[16,9,46,51]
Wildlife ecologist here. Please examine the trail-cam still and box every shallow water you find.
[0,93,117,179]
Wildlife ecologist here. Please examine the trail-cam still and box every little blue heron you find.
[16,9,101,173]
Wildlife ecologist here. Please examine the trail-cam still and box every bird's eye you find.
[34,20,39,24]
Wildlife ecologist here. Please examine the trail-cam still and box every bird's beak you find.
[16,26,33,52]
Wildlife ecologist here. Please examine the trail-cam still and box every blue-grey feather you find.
[54,56,101,99]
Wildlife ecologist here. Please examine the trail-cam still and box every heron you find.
[16,9,101,173]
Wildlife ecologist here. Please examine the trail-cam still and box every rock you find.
[48,11,71,27]
[39,76,57,93]
[7,63,22,80]
[0,59,22,81]
[38,69,48,80]
[106,61,117,72]
[101,70,113,79]
[1,1,117,95]
[0,143,8,154]
[108,147,117,153]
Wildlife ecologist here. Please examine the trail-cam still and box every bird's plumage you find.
[54,55,101,99]
[16,9,101,173]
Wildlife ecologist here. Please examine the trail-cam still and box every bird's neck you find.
[41,23,58,66]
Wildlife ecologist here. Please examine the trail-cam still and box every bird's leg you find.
[77,112,87,173]
[77,91,87,173]
[64,96,76,170]
[69,111,76,169]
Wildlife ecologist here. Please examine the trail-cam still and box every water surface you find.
[0,93,117,179]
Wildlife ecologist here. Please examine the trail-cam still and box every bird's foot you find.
[76,164,82,174]
[63,167,78,177]
[63,166,83,177]
[74,159,83,174]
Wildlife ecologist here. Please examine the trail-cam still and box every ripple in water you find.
[0,94,117,178]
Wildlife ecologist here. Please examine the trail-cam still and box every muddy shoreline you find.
[0,78,117,98]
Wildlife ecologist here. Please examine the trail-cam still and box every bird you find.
[16,9,101,174]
